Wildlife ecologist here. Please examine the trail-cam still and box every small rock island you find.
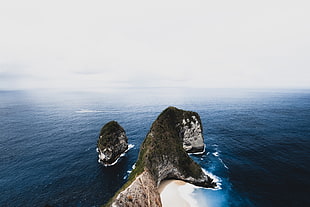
[103,107,216,207]
[97,121,128,166]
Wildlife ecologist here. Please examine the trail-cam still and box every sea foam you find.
[202,168,222,190]
[98,144,135,167]
[212,152,219,157]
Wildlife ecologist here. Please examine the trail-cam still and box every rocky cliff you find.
[175,107,205,153]
[97,121,128,166]
[110,170,162,207]
[104,107,216,207]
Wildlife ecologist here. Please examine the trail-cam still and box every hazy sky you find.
[0,0,309,91]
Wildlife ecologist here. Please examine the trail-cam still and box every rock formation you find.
[97,121,128,166]
[104,107,216,207]
[176,107,205,153]
[110,170,162,207]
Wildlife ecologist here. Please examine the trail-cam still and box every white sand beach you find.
[159,180,199,207]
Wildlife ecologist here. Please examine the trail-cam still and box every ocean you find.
[0,88,309,207]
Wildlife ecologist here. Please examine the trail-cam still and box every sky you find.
[0,0,309,91]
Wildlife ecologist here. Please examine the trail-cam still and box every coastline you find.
[97,144,135,167]
[158,180,198,207]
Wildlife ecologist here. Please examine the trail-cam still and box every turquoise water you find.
[0,89,309,206]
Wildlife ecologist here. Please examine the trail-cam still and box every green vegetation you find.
[98,121,125,149]
[135,106,203,180]
[100,121,121,135]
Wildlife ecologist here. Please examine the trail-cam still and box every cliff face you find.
[111,170,162,207]
[104,107,215,207]
[179,113,205,153]
[97,121,128,166]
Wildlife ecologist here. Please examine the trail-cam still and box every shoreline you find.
[158,180,198,207]
[97,144,135,167]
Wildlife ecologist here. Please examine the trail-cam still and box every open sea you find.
[0,88,309,207]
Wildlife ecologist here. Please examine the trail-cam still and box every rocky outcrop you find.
[176,108,205,153]
[97,121,128,166]
[104,107,216,207]
[111,170,162,207]
[136,107,214,187]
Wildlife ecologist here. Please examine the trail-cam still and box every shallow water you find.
[0,89,309,206]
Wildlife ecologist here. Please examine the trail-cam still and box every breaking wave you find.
[98,144,135,167]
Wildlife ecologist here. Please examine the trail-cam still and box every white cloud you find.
[0,0,309,90]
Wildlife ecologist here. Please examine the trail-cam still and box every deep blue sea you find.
[0,88,309,207]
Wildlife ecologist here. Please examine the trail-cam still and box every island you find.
[103,107,216,207]
[97,121,129,166]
